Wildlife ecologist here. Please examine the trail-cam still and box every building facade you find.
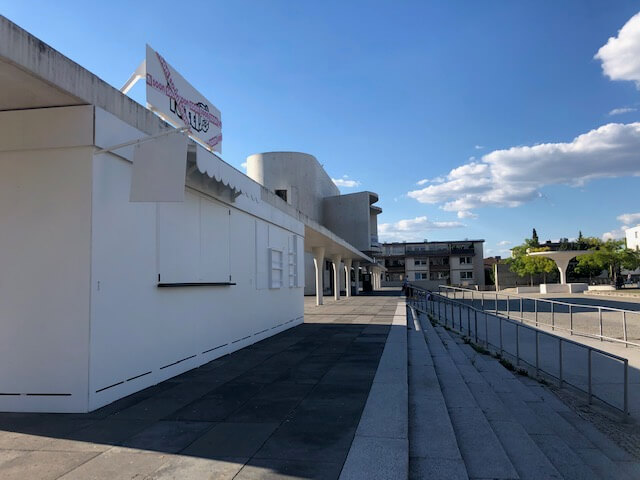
[0,17,378,413]
[247,152,384,297]
[381,240,485,290]
[626,225,640,251]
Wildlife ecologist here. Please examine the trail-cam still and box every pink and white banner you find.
[145,45,222,153]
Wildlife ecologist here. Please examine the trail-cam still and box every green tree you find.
[531,228,539,247]
[508,243,556,286]
[576,239,640,285]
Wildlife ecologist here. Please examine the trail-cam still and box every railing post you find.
[535,330,539,378]
[587,348,592,405]
[623,311,628,348]
[558,340,563,388]
[506,295,510,319]
[484,311,489,347]
[520,297,523,321]
[551,302,555,331]
[516,324,520,366]
[569,305,573,335]
[535,299,538,327]
[474,310,478,343]
[624,359,629,420]
[467,306,471,335]
[495,293,498,313]
[499,316,503,356]
[481,292,484,309]
[598,307,603,341]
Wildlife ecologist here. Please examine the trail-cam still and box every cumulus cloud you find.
[240,161,247,170]
[595,12,640,87]
[498,240,512,246]
[378,216,465,242]
[474,145,484,150]
[407,122,640,216]
[332,175,361,188]
[416,177,444,186]
[457,211,478,219]
[601,211,640,240]
[603,227,628,241]
[609,107,637,116]
[617,212,640,225]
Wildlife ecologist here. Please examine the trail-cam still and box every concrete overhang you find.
[304,218,373,263]
[0,15,170,135]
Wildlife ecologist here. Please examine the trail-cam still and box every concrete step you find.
[407,308,468,480]
[418,314,519,480]
[438,316,640,480]
[433,323,562,480]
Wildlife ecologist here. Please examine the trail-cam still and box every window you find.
[269,248,283,288]
[460,271,473,280]
[415,273,428,280]
[275,189,288,202]
[460,256,472,264]
[415,259,427,266]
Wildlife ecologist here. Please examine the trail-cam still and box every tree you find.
[508,244,556,286]
[531,228,539,247]
[576,239,640,286]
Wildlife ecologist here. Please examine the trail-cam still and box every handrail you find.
[436,285,640,349]
[406,284,630,418]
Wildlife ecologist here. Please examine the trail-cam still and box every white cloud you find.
[378,216,465,242]
[407,122,640,217]
[240,162,247,170]
[609,107,637,116]
[603,226,628,241]
[457,211,478,219]
[475,145,484,150]
[617,212,640,226]
[498,240,512,246]
[595,12,640,87]
[332,177,361,188]
[416,177,444,186]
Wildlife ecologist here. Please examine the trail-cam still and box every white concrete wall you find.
[246,152,339,223]
[626,226,640,251]
[0,106,306,413]
[0,107,95,412]
[322,192,371,252]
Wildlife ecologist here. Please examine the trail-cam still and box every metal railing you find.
[407,285,630,418]
[437,285,640,349]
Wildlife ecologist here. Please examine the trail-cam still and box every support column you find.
[353,261,360,295]
[312,247,325,306]
[330,254,342,301]
[344,258,353,298]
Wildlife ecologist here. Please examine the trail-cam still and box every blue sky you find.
[3,1,640,257]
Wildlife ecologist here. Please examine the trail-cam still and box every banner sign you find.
[145,45,222,153]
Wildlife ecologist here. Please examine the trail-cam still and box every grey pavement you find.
[0,292,402,480]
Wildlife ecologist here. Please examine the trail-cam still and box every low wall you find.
[516,286,540,294]
[540,283,587,294]
[588,285,616,291]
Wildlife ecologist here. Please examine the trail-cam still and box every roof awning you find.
[192,145,260,202]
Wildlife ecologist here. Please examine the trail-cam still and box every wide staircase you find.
[407,306,640,480]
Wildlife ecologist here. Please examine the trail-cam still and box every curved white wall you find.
[246,152,339,223]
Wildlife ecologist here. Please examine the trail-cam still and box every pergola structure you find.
[527,250,591,285]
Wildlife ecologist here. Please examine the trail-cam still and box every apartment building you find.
[381,240,485,289]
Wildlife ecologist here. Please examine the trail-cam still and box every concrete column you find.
[556,258,570,285]
[330,254,342,301]
[353,261,360,295]
[312,247,325,306]
[343,258,353,298]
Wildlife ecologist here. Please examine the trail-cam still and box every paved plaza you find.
[0,293,401,480]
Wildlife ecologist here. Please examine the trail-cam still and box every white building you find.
[0,17,375,413]
[626,225,640,251]
[247,152,384,298]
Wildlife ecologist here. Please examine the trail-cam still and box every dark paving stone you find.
[182,422,279,458]
[253,421,357,463]
[167,382,266,421]
[287,398,366,427]
[121,420,214,453]
[235,458,343,480]
[227,383,314,423]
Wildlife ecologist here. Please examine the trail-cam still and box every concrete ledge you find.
[340,300,408,479]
